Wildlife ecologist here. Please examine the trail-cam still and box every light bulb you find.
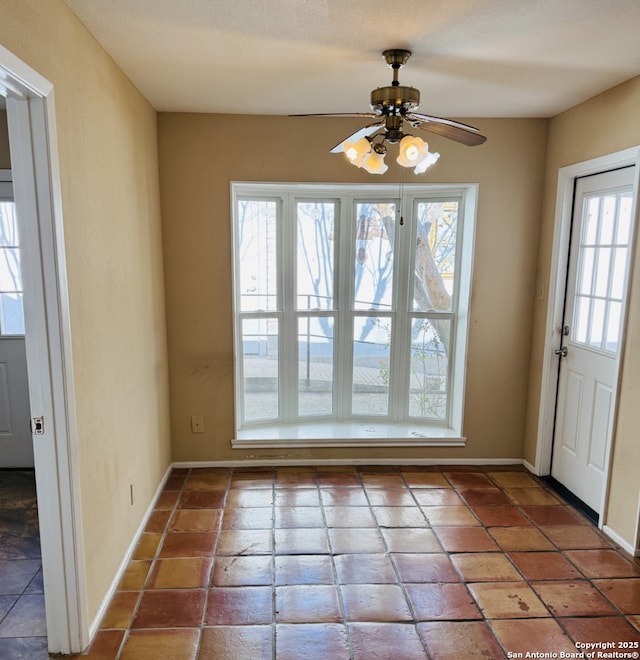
[405,144,420,161]
[397,135,429,168]
[362,149,388,174]
[343,137,371,167]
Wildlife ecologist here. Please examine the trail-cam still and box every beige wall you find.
[525,76,640,550]
[0,0,171,620]
[158,113,548,463]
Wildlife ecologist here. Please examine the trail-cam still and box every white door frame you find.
[0,45,88,653]
[534,146,640,529]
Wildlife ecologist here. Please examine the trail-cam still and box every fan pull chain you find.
[399,178,404,226]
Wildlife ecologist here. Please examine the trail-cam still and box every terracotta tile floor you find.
[73,465,640,659]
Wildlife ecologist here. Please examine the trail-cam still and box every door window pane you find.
[578,247,594,295]
[574,296,589,345]
[0,293,24,335]
[0,247,22,291]
[237,200,278,311]
[573,188,633,354]
[600,195,616,244]
[594,247,611,297]
[298,316,334,417]
[409,318,449,420]
[242,318,279,421]
[589,299,605,348]
[0,202,25,336]
[616,194,632,243]
[0,202,19,247]
[413,201,458,312]
[584,197,599,244]
[352,316,391,415]
[353,202,395,311]
[606,301,622,353]
[611,248,628,300]
[297,201,335,310]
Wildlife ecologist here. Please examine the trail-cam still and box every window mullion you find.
[281,193,297,422]
[389,192,414,421]
[334,194,354,420]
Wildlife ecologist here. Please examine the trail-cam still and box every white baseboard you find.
[172,457,526,469]
[602,524,639,557]
[87,464,173,639]
[522,459,539,475]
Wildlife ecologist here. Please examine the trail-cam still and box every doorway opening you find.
[0,45,88,654]
[550,166,635,518]
[0,164,46,652]
[535,147,640,534]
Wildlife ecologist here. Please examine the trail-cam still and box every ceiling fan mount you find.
[371,49,420,120]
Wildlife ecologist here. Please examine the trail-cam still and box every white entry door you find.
[551,167,636,513]
[0,182,33,467]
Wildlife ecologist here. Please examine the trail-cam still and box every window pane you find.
[589,299,605,348]
[413,201,458,312]
[241,318,279,421]
[352,316,391,415]
[600,195,616,244]
[583,197,599,244]
[606,301,622,354]
[616,194,633,244]
[0,247,22,292]
[578,247,594,296]
[574,296,590,344]
[297,201,335,310]
[0,293,25,335]
[409,318,449,420]
[354,202,395,311]
[611,247,628,300]
[0,202,19,247]
[594,247,611,297]
[298,316,334,417]
[237,200,278,311]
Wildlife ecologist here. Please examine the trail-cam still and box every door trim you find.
[534,147,640,531]
[0,45,88,652]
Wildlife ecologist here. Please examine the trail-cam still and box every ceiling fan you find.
[291,49,487,174]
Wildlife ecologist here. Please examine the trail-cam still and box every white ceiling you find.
[63,0,640,118]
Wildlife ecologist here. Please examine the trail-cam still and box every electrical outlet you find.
[191,415,205,433]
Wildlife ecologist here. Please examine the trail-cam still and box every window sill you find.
[232,422,466,449]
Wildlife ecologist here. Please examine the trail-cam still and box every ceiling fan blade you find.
[288,112,378,118]
[405,113,487,146]
[330,122,385,153]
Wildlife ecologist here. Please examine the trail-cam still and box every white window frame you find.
[231,182,477,448]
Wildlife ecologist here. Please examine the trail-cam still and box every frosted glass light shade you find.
[361,149,388,174]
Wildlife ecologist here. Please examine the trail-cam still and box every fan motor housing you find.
[370,85,420,114]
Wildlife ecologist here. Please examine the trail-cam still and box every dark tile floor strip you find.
[0,469,47,659]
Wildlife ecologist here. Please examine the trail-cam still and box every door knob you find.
[555,346,568,358]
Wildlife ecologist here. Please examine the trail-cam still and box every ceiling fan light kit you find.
[291,48,486,175]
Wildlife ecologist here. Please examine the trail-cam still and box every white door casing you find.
[535,147,640,536]
[551,168,635,513]
[1,44,88,653]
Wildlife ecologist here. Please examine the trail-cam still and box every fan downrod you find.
[371,49,419,116]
